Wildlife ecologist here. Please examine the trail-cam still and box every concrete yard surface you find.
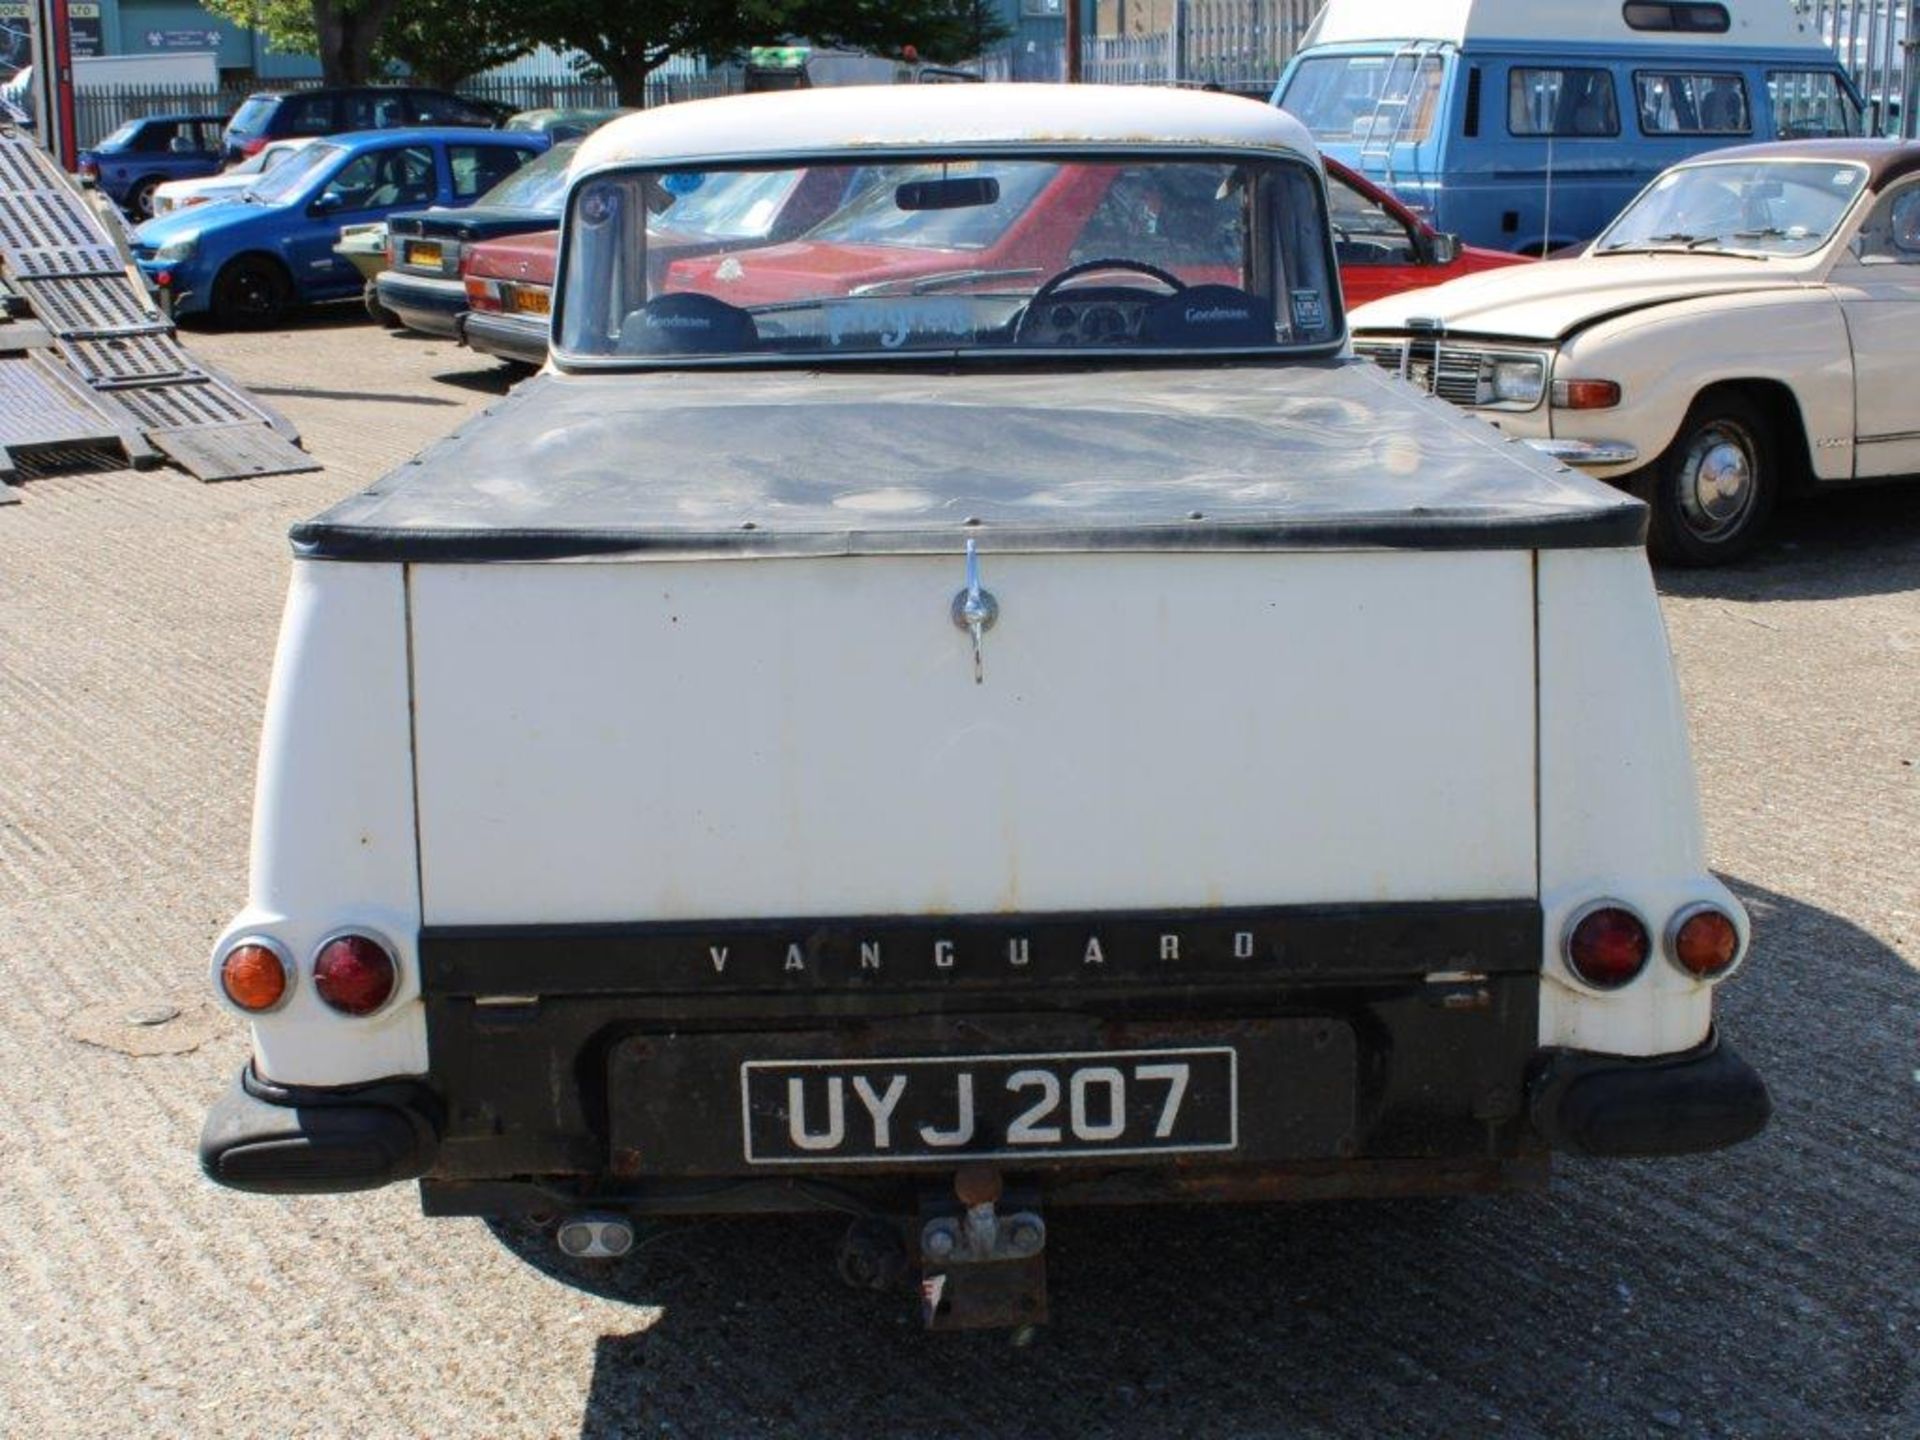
[0,310,1916,1439]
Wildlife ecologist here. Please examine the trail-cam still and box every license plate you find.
[740,1046,1236,1165]
[506,285,550,315]
[407,241,443,267]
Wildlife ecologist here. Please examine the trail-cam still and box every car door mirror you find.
[311,191,343,215]
[1429,232,1461,265]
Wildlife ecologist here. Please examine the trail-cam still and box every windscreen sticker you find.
[824,299,976,349]
[1290,288,1326,332]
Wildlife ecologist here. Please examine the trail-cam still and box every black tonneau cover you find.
[293,360,1645,561]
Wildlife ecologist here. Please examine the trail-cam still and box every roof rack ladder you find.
[1356,41,1438,192]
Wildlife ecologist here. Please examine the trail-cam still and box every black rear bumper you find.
[199,1029,1769,1200]
[199,1067,439,1195]
[1529,1029,1771,1157]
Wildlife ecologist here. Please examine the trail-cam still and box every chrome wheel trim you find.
[1676,420,1758,542]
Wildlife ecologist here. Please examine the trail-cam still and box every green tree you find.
[516,0,1009,107]
[201,0,396,86]
[204,0,1006,101]
[379,3,533,89]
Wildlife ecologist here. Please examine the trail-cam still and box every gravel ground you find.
[0,310,1915,1439]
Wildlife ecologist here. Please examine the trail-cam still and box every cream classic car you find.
[197,86,1769,1331]
[1350,139,1920,564]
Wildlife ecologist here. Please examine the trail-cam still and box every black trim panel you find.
[1529,1027,1770,1156]
[421,899,1542,1002]
[289,363,1647,563]
[198,1066,440,1194]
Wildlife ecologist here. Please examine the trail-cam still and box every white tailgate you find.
[409,550,1536,923]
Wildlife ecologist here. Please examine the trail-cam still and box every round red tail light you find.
[219,941,291,1013]
[313,934,398,1016]
[1565,904,1651,989]
[1670,906,1741,979]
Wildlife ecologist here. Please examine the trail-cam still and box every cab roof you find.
[570,83,1318,175]
[1302,0,1828,52]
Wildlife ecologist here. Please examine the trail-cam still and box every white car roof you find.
[571,83,1318,176]
[1302,0,1825,51]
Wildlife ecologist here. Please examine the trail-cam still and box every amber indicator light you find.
[1554,379,1622,410]
[220,943,288,1012]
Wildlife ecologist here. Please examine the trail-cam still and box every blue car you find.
[78,114,226,219]
[133,127,548,327]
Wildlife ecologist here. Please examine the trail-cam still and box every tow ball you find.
[919,1165,1048,1331]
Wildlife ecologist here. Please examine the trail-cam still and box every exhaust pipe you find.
[555,1214,634,1260]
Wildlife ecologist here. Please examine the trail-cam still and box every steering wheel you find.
[1015,257,1186,342]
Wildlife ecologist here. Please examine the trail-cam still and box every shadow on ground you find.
[476,880,1917,1440]
[177,300,370,337]
[1655,483,1920,602]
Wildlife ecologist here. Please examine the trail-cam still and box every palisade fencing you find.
[988,0,1917,130]
[1797,0,1918,135]
[67,69,741,149]
[987,0,1315,92]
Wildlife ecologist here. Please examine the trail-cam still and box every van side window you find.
[1636,73,1749,134]
[1622,2,1730,32]
[1508,68,1620,137]
[1768,72,1864,139]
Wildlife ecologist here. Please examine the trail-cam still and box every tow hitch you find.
[918,1166,1047,1331]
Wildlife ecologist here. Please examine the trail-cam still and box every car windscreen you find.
[243,141,341,203]
[1278,53,1446,146]
[1595,159,1867,256]
[654,168,810,240]
[555,152,1341,367]
[476,141,578,210]
[228,97,274,133]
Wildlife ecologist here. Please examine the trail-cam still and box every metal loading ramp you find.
[0,128,320,496]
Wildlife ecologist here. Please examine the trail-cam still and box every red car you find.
[461,229,561,367]
[460,166,867,366]
[669,156,1524,307]
[459,159,1522,366]
[1323,159,1528,306]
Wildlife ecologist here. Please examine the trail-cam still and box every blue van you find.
[1272,0,1864,254]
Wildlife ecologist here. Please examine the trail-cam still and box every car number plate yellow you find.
[408,241,443,267]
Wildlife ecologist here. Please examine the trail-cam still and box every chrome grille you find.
[1434,349,1486,406]
[1351,338,1517,409]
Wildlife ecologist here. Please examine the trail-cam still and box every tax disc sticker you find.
[662,171,707,196]
[1291,288,1326,331]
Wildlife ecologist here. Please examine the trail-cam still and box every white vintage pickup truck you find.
[199,86,1769,1329]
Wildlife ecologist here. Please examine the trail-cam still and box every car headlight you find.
[153,238,198,264]
[1489,357,1546,406]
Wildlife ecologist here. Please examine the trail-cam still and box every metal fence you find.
[68,70,741,149]
[1798,0,1918,135]
[58,1,1920,149]
[992,0,1918,132]
[1089,0,1317,91]
[985,0,1315,91]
